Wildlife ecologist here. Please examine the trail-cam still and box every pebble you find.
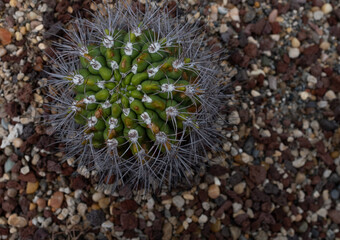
[26,181,39,194]
[8,214,27,228]
[230,226,241,240]
[298,221,308,233]
[320,41,330,50]
[183,193,194,200]
[233,182,246,194]
[162,222,173,240]
[172,195,185,209]
[198,214,208,224]
[77,203,87,216]
[251,90,261,97]
[98,198,110,209]
[330,189,339,200]
[70,215,81,225]
[243,8,256,23]
[20,165,30,175]
[49,191,64,210]
[92,192,105,202]
[210,219,221,232]
[4,159,15,172]
[268,9,278,23]
[228,111,240,125]
[293,158,306,168]
[102,220,113,228]
[324,90,336,101]
[289,48,300,59]
[0,28,12,45]
[241,152,253,164]
[208,184,220,199]
[0,47,7,57]
[15,32,22,41]
[7,188,17,198]
[321,3,333,14]
[229,8,240,22]
[291,38,300,48]
[313,11,324,21]
[300,91,309,100]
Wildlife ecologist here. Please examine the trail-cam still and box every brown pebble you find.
[208,184,220,199]
[0,28,11,45]
[48,191,64,211]
[210,219,221,232]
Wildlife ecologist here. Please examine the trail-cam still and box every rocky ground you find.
[0,0,340,239]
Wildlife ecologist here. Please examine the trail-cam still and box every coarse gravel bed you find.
[0,0,340,239]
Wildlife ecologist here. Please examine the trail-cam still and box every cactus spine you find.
[47,1,225,192]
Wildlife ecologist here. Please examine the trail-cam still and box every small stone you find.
[243,8,256,23]
[0,28,12,45]
[291,38,300,48]
[321,3,333,14]
[268,9,278,23]
[17,72,24,81]
[20,165,30,175]
[198,214,208,224]
[230,226,241,240]
[38,43,46,50]
[300,91,309,100]
[49,191,64,210]
[296,172,306,184]
[219,24,228,33]
[251,90,261,97]
[320,41,330,50]
[234,182,246,194]
[77,203,87,216]
[7,188,17,198]
[328,210,340,224]
[4,159,15,172]
[298,221,308,233]
[241,152,253,164]
[12,137,23,148]
[92,192,105,202]
[330,189,339,200]
[162,222,173,240]
[8,214,27,228]
[98,198,110,209]
[211,219,221,232]
[183,193,194,200]
[313,11,324,20]
[26,181,39,194]
[316,208,327,218]
[324,90,336,101]
[228,111,240,125]
[9,0,17,7]
[102,220,113,228]
[70,215,81,225]
[208,184,220,199]
[293,158,306,168]
[172,195,185,209]
[229,7,240,22]
[289,48,300,59]
[218,7,228,15]
[15,32,22,41]
[0,47,7,57]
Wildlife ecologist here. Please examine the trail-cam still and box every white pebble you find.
[313,11,324,21]
[322,3,333,14]
[289,48,300,59]
[20,166,30,175]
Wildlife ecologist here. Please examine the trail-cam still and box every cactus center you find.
[71,28,201,158]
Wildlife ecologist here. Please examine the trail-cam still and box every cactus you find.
[47,1,225,192]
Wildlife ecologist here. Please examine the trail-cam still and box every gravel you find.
[0,0,339,239]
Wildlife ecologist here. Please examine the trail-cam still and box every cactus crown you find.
[47,1,225,192]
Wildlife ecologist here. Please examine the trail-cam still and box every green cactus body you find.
[71,29,199,156]
[48,2,224,192]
